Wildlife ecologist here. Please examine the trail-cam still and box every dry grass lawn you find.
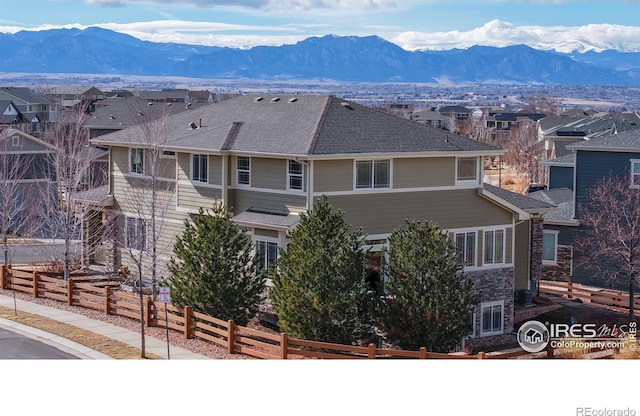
[0,305,161,359]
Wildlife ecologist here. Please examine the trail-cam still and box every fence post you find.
[280,333,288,359]
[368,343,377,359]
[419,347,427,359]
[477,351,486,359]
[67,279,73,306]
[32,271,39,298]
[567,281,573,299]
[184,306,192,339]
[145,296,153,327]
[0,265,5,290]
[104,286,110,315]
[227,320,235,355]
[546,343,554,358]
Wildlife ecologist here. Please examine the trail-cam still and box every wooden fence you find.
[539,280,640,316]
[1,265,536,359]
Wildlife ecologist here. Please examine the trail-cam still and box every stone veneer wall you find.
[464,266,515,350]
[530,217,544,283]
[542,245,572,282]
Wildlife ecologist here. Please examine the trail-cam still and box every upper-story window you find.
[130,148,144,175]
[192,154,208,183]
[457,157,477,182]
[355,159,390,189]
[288,160,303,191]
[237,156,250,185]
[631,160,640,188]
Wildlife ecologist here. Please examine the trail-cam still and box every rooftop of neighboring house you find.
[543,153,575,167]
[187,90,212,102]
[47,85,104,96]
[84,96,211,131]
[0,87,49,105]
[437,105,471,115]
[527,187,575,223]
[91,94,502,157]
[135,89,189,102]
[567,128,640,152]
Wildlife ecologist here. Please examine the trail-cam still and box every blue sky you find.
[1,0,639,51]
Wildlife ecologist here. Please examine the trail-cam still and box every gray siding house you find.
[91,94,554,347]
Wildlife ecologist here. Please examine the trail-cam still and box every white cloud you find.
[83,0,400,11]
[2,19,640,52]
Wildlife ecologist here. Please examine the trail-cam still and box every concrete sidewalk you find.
[0,294,209,360]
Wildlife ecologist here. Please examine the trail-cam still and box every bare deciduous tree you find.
[39,104,95,280]
[573,174,640,320]
[526,93,561,116]
[503,119,543,187]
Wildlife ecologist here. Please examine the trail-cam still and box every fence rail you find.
[539,280,640,316]
[0,265,541,359]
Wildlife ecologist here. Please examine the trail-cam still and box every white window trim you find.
[456,156,479,184]
[192,154,208,183]
[483,228,506,266]
[631,159,640,189]
[480,300,504,336]
[11,135,19,147]
[454,230,477,268]
[353,159,392,191]
[468,312,477,338]
[129,148,144,175]
[542,229,559,265]
[254,236,279,283]
[287,160,304,192]
[237,156,251,186]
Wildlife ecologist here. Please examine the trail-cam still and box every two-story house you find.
[0,87,53,137]
[532,128,640,289]
[91,94,554,347]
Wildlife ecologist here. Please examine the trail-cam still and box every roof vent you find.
[138,111,144,116]
[186,102,192,109]
[109,114,115,120]
[167,102,172,106]
[288,98,298,103]
[189,122,198,130]
[147,102,153,106]
[254,97,263,102]
[341,102,354,110]
[271,97,280,103]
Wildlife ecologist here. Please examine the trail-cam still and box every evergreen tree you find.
[376,220,479,352]
[269,196,370,345]
[167,205,266,327]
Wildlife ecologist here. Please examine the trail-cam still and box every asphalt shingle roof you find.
[527,188,575,222]
[483,183,556,211]
[567,129,640,152]
[92,94,501,157]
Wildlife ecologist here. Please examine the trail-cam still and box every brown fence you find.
[1,265,535,359]
[539,280,640,316]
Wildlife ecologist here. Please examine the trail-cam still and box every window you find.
[542,230,558,264]
[355,159,390,189]
[11,136,19,147]
[483,229,505,265]
[130,148,144,175]
[455,231,476,267]
[125,217,146,251]
[468,312,476,338]
[481,301,503,335]
[631,160,640,188]
[457,157,477,181]
[256,240,278,275]
[192,154,208,183]
[237,156,250,185]
[288,160,303,191]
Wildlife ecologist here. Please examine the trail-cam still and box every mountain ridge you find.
[1,27,638,85]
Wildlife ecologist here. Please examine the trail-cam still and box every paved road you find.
[0,326,79,359]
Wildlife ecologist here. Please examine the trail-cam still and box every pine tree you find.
[269,196,370,345]
[167,205,266,327]
[376,220,479,352]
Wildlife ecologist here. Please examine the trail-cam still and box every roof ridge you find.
[306,95,332,155]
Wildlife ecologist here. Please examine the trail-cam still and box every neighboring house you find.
[134,89,189,103]
[187,90,214,105]
[408,109,447,128]
[437,105,470,120]
[0,128,56,236]
[0,101,25,128]
[91,94,555,347]
[0,87,53,136]
[533,128,640,289]
[47,85,105,110]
